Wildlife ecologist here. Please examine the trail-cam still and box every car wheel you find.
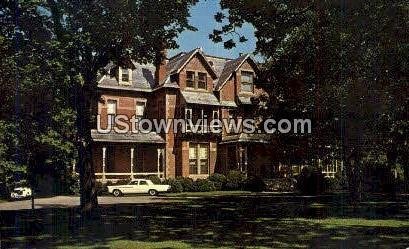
[148,189,157,196]
[113,189,122,197]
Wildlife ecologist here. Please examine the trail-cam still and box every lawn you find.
[1,193,408,248]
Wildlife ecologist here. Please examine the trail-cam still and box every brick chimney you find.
[155,50,168,85]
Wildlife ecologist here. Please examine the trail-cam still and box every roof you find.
[214,54,259,91]
[220,133,271,144]
[237,96,253,105]
[219,100,237,108]
[91,130,165,144]
[165,48,218,82]
[99,63,156,92]
[181,91,220,106]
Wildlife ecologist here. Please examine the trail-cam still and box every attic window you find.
[119,67,132,85]
[208,61,214,67]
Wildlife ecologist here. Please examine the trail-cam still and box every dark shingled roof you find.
[99,63,156,92]
[214,54,249,91]
[220,133,271,144]
[91,130,165,143]
[181,91,220,106]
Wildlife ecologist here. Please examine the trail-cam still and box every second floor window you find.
[241,71,254,92]
[107,100,117,115]
[186,71,195,88]
[135,102,145,117]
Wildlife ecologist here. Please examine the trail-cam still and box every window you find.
[185,108,192,132]
[198,72,207,89]
[119,67,132,85]
[107,100,117,115]
[136,102,145,117]
[186,71,195,88]
[241,71,254,92]
[186,71,207,90]
[189,143,209,175]
[139,180,148,185]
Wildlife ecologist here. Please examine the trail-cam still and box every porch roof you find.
[91,130,165,144]
[220,133,271,144]
[181,91,220,106]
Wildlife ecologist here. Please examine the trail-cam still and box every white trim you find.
[118,66,132,86]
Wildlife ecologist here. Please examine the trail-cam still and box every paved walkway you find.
[0,195,174,211]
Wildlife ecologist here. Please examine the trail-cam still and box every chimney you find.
[155,49,168,85]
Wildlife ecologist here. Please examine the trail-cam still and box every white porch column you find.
[102,147,106,182]
[244,146,248,177]
[157,148,161,178]
[130,147,135,180]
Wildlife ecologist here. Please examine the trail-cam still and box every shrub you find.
[225,170,247,190]
[163,178,183,193]
[193,179,216,192]
[264,178,296,192]
[296,167,326,195]
[208,173,227,190]
[96,181,108,195]
[175,177,194,192]
[115,179,130,185]
[148,175,161,184]
[245,176,266,192]
[68,174,80,195]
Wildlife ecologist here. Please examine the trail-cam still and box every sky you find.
[169,0,257,59]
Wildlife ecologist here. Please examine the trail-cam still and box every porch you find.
[91,130,166,182]
[217,133,275,177]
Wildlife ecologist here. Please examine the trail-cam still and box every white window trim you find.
[135,100,146,118]
[107,99,117,115]
[240,70,254,93]
[119,66,132,86]
[189,143,209,175]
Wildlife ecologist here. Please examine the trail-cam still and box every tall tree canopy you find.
[1,0,198,212]
[211,0,409,200]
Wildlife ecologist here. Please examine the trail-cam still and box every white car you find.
[107,179,170,197]
[10,187,32,199]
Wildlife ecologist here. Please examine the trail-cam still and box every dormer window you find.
[119,67,132,85]
[198,72,207,89]
[186,71,207,90]
[186,71,195,88]
[241,71,254,92]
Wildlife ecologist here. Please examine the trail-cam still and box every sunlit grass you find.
[284,217,409,228]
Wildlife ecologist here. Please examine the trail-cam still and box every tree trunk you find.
[76,86,98,214]
[346,153,362,204]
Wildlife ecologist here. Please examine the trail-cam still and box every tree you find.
[212,0,409,201]
[2,0,198,212]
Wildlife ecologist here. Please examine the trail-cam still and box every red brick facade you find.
[92,48,275,181]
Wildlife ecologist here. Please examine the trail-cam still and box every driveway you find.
[0,195,175,211]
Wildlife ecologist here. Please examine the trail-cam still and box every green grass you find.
[289,217,409,228]
[163,190,252,197]
[57,240,192,249]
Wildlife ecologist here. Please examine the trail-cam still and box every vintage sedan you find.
[107,179,170,197]
[10,187,32,200]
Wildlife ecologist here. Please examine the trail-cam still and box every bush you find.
[193,179,216,192]
[175,177,194,192]
[68,174,80,195]
[148,175,161,184]
[95,181,108,195]
[296,167,326,195]
[225,170,247,190]
[264,178,296,192]
[163,178,183,193]
[208,173,227,190]
[245,176,266,192]
[115,179,130,185]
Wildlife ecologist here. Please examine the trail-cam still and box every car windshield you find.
[14,190,23,195]
[128,181,138,185]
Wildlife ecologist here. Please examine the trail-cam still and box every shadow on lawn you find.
[1,194,409,248]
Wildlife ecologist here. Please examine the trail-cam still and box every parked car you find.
[107,179,170,197]
[10,187,32,200]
